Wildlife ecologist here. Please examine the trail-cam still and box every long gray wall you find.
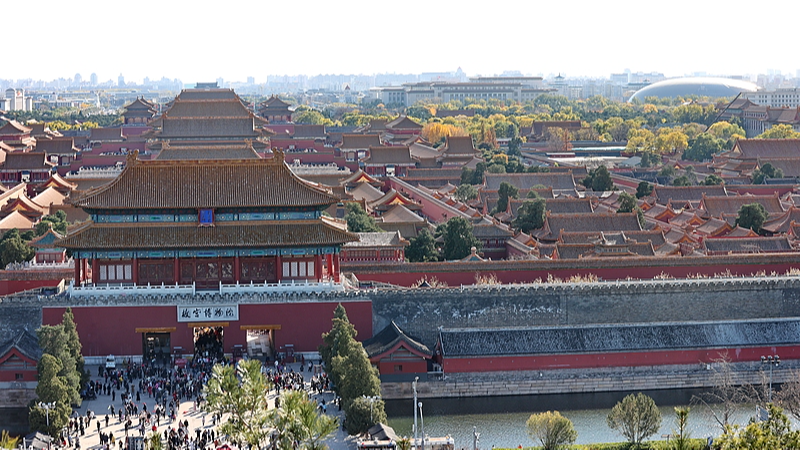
[370,277,800,346]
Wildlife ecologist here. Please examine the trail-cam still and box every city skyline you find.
[6,0,800,84]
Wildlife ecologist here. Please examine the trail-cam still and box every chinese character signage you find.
[177,305,239,322]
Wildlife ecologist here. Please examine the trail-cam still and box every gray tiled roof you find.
[440,318,800,357]
[0,329,41,361]
[654,185,727,204]
[364,321,432,358]
[703,236,794,253]
[485,172,576,191]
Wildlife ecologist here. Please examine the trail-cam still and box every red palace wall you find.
[377,359,427,375]
[42,301,372,358]
[0,279,63,296]
[443,345,800,373]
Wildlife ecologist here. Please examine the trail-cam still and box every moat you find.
[385,389,767,447]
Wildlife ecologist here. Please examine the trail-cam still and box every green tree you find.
[526,189,543,199]
[405,229,439,262]
[62,308,89,388]
[460,162,486,186]
[494,182,519,214]
[636,181,653,199]
[319,304,357,377]
[756,123,800,139]
[0,229,34,266]
[716,404,800,450]
[343,396,388,436]
[617,192,637,213]
[345,203,382,233]
[636,207,646,229]
[671,407,691,450]
[454,184,478,203]
[606,393,662,448]
[507,136,523,156]
[204,359,273,449]
[639,151,660,168]
[512,199,546,233]
[332,336,382,408]
[28,354,71,437]
[293,110,333,126]
[437,217,480,260]
[35,211,68,236]
[752,162,784,184]
[272,390,339,450]
[673,176,691,186]
[683,133,724,162]
[659,166,676,178]
[582,165,614,191]
[526,411,577,450]
[736,203,768,234]
[701,174,725,186]
[37,323,80,406]
[486,163,506,174]
[319,304,384,435]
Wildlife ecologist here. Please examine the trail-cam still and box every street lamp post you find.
[761,355,780,403]
[363,395,380,423]
[38,402,55,450]
[418,402,425,450]
[413,377,419,450]
[38,401,55,427]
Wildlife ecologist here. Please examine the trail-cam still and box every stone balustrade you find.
[68,279,345,298]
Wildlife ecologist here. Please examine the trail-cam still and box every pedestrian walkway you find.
[68,362,357,450]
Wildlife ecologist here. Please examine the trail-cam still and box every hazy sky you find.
[7,0,800,83]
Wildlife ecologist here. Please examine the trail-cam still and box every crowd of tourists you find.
[57,355,334,450]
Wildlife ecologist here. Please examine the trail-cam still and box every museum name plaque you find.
[177,305,239,322]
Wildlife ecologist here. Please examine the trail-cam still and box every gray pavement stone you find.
[67,364,356,450]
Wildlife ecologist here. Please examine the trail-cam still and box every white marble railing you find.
[5,259,74,270]
[69,279,344,297]
[219,279,344,294]
[70,281,195,297]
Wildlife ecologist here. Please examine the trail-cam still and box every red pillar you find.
[83,259,89,284]
[132,257,138,284]
[325,254,333,280]
[234,255,240,283]
[333,254,340,282]
[276,255,282,282]
[314,254,322,282]
[91,259,99,284]
[173,257,180,284]
[74,257,81,285]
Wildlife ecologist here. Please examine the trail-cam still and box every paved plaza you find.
[67,362,357,450]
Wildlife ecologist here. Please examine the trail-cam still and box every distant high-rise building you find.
[118,74,125,87]
[74,73,82,85]
[610,73,629,85]
[90,73,98,85]
[217,77,224,88]
[247,76,255,85]
[4,88,31,111]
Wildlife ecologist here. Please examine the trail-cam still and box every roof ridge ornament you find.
[126,149,140,166]
[271,147,285,164]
